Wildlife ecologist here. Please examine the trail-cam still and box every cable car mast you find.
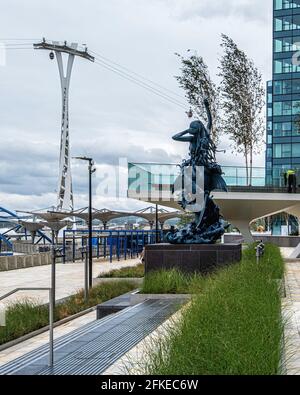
[33,38,94,211]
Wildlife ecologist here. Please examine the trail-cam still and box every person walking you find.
[283,171,287,187]
[287,169,296,193]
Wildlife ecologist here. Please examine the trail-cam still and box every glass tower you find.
[266,0,300,186]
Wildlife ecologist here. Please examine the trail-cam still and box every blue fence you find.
[62,229,163,264]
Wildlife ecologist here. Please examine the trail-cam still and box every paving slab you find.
[282,255,300,375]
[0,258,140,306]
[0,299,186,376]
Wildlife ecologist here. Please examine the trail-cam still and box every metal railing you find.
[128,163,266,189]
[0,287,54,367]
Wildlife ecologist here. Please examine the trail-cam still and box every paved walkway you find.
[0,311,95,366]
[0,258,140,306]
[0,300,182,375]
[283,258,300,375]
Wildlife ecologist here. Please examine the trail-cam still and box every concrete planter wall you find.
[224,234,300,247]
[130,293,191,304]
[0,252,51,272]
[93,277,143,287]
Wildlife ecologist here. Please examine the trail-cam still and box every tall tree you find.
[219,34,265,185]
[175,52,220,143]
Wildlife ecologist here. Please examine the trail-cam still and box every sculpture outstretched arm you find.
[204,98,212,133]
[172,130,193,143]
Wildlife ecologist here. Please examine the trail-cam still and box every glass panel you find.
[274,122,292,137]
[274,145,282,158]
[274,102,282,116]
[293,121,300,135]
[293,79,300,94]
[274,144,292,158]
[275,60,282,73]
[282,143,292,157]
[284,101,292,115]
[292,143,300,156]
[267,121,272,131]
[268,134,273,144]
[268,93,273,103]
[293,100,300,115]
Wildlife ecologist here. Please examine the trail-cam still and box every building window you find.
[274,80,292,95]
[275,58,300,74]
[275,15,300,31]
[268,107,273,117]
[273,100,300,116]
[292,143,300,157]
[268,93,273,104]
[274,122,292,137]
[275,0,300,10]
[293,79,300,94]
[274,143,292,158]
[293,121,300,135]
[268,134,273,144]
[274,101,292,116]
[293,100,300,115]
[268,121,272,131]
[267,147,273,159]
[274,37,300,52]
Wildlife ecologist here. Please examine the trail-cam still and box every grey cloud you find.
[0,0,268,210]
[160,0,271,23]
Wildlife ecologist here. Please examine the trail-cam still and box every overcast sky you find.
[0,0,273,212]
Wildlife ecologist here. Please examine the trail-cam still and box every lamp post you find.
[73,157,96,288]
[156,204,159,244]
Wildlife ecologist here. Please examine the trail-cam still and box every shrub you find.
[141,269,205,295]
[99,264,145,278]
[0,281,137,346]
[142,244,285,375]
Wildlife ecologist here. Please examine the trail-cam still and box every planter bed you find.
[0,280,137,349]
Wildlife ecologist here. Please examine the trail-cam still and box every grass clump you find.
[0,281,137,346]
[141,269,204,294]
[99,264,145,279]
[143,243,285,375]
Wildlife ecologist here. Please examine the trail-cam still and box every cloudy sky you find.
[0,0,273,212]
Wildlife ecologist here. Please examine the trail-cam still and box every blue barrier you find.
[62,229,163,264]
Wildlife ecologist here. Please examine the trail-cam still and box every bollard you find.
[0,302,6,327]
[255,241,265,264]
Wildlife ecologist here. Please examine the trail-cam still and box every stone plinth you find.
[145,243,242,275]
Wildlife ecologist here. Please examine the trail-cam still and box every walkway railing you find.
[62,229,163,264]
[0,287,54,367]
[128,163,266,190]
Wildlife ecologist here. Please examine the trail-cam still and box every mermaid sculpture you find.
[166,99,229,244]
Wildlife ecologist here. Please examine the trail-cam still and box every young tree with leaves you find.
[175,52,220,143]
[219,34,265,185]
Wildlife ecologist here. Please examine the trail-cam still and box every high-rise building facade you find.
[266,0,300,186]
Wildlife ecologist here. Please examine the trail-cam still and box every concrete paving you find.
[0,258,140,306]
[0,311,96,367]
[283,258,300,375]
[0,300,184,375]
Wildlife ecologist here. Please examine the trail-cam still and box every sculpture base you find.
[145,243,242,275]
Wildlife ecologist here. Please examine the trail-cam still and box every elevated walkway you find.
[129,187,300,243]
[128,162,300,243]
[0,299,184,375]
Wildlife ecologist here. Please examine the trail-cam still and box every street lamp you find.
[73,156,96,288]
[156,204,159,244]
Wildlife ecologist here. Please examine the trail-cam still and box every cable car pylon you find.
[33,38,95,211]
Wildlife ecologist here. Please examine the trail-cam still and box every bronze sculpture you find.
[166,99,229,244]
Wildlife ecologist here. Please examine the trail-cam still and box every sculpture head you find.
[187,120,205,136]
